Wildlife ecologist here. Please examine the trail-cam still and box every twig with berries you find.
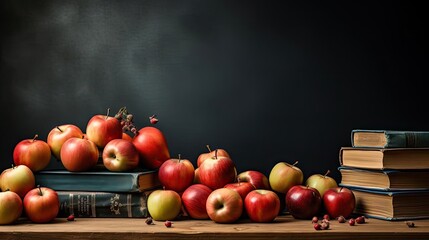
[115,107,137,135]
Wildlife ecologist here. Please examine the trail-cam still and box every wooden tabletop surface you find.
[1,215,429,240]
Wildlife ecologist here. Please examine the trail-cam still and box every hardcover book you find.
[351,129,429,148]
[346,186,429,220]
[338,166,429,190]
[56,190,156,218]
[339,147,429,170]
[35,169,161,192]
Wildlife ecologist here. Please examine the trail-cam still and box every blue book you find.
[351,129,429,148]
[342,185,429,221]
[35,169,161,193]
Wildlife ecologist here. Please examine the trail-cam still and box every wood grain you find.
[1,215,428,240]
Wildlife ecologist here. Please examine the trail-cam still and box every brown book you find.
[339,147,429,170]
[351,187,429,220]
[339,167,429,190]
[351,129,429,148]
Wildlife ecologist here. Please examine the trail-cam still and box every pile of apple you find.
[146,148,357,225]
[0,107,170,225]
[1,106,357,226]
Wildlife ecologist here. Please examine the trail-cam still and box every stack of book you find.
[34,166,162,218]
[338,129,429,221]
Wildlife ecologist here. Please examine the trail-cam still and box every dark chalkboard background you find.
[1,0,428,182]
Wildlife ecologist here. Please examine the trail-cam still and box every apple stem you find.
[339,187,343,192]
[32,134,39,142]
[324,170,330,177]
[37,185,43,196]
[206,145,212,153]
[106,108,110,119]
[56,126,63,132]
[178,154,181,162]
[214,149,218,159]
[292,161,299,166]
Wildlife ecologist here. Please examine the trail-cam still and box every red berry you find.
[356,216,365,224]
[314,223,322,230]
[67,214,75,221]
[311,216,318,223]
[321,221,330,230]
[323,214,330,221]
[349,218,355,226]
[337,216,346,223]
[165,220,172,228]
[145,217,153,225]
[149,115,159,124]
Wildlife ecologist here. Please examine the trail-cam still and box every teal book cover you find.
[35,169,160,193]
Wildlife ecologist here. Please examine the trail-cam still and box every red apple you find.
[269,161,303,194]
[0,165,35,198]
[47,124,84,161]
[102,139,140,172]
[0,190,23,225]
[198,150,236,190]
[122,132,133,141]
[193,168,201,184]
[224,181,255,201]
[206,188,243,223]
[181,184,213,219]
[285,185,322,219]
[85,109,123,148]
[305,170,338,197]
[23,186,60,223]
[132,126,170,169]
[13,134,51,172]
[60,137,99,172]
[323,187,356,219]
[158,155,195,193]
[147,189,182,221]
[237,170,270,190]
[197,145,230,167]
[244,189,280,223]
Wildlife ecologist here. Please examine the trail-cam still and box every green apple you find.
[305,170,338,197]
[147,189,181,221]
[269,161,303,194]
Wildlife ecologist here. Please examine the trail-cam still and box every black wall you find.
[1,0,428,182]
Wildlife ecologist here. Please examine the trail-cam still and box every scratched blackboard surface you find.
[1,0,428,182]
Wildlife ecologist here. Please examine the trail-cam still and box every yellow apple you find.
[269,161,303,194]
[147,189,181,221]
[305,170,338,197]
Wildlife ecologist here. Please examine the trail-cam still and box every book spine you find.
[385,131,429,148]
[56,191,149,218]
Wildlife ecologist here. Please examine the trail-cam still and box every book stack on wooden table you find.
[34,162,162,218]
[338,129,429,221]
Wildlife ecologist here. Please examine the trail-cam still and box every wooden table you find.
[1,215,429,240]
